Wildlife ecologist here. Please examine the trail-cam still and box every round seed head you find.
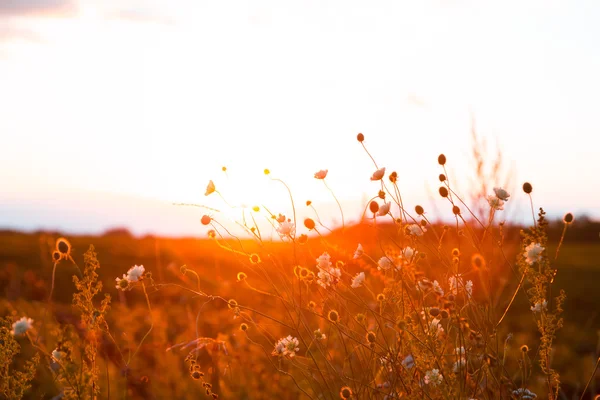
[240,323,249,332]
[439,173,446,182]
[366,331,376,343]
[328,310,339,323]
[369,201,379,214]
[298,234,308,245]
[438,154,447,165]
[429,307,440,317]
[439,187,449,198]
[340,386,353,399]
[191,371,202,380]
[304,218,316,230]
[522,182,533,194]
[357,133,364,142]
[563,212,574,224]
[201,215,211,225]
[471,253,486,270]
[452,205,460,215]
[376,293,385,302]
[237,272,247,281]
[306,200,312,206]
[52,251,61,262]
[56,237,71,255]
[520,345,529,353]
[415,205,424,215]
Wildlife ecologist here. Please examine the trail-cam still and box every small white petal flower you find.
[530,300,548,313]
[353,244,364,259]
[115,275,130,290]
[512,388,537,399]
[276,220,295,237]
[377,256,394,271]
[487,195,505,211]
[126,265,145,282]
[272,335,300,358]
[52,349,66,362]
[370,167,386,181]
[314,169,328,179]
[377,202,391,216]
[424,369,443,386]
[432,280,444,296]
[524,243,544,265]
[317,267,341,289]
[11,317,33,336]
[351,272,366,289]
[493,187,510,201]
[465,280,473,297]
[430,318,444,336]
[314,329,327,340]
[453,358,467,373]
[316,252,332,269]
[401,354,415,369]
[406,224,426,236]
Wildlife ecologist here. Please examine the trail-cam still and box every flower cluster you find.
[316,252,341,289]
[115,264,145,290]
[272,335,300,358]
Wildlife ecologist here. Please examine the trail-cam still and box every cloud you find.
[0,0,77,17]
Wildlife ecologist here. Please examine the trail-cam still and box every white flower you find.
[314,329,326,340]
[493,187,510,201]
[487,195,505,211]
[314,169,328,179]
[530,300,547,313]
[11,317,33,336]
[512,388,537,399]
[126,265,145,282]
[115,275,129,290]
[424,368,443,386]
[317,267,341,289]
[272,335,300,358]
[455,346,466,356]
[429,318,444,336]
[351,272,366,288]
[401,354,415,369]
[525,243,544,265]
[406,224,426,236]
[353,244,364,259]
[277,220,295,237]
[402,246,416,260]
[432,280,444,296]
[316,252,332,269]
[52,349,66,362]
[465,280,473,297]
[378,202,391,216]
[377,256,394,271]
[453,358,467,373]
[370,167,386,181]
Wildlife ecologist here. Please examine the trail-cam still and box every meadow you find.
[2,136,600,400]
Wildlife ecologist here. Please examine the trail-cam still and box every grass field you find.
[1,219,599,399]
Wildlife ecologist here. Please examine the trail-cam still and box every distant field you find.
[1,225,599,399]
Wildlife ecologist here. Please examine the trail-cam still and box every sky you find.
[0,0,599,237]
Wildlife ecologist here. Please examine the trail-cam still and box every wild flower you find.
[370,167,386,181]
[205,180,216,196]
[353,243,364,259]
[449,274,473,297]
[487,194,505,210]
[424,368,443,386]
[378,201,391,216]
[316,252,332,269]
[432,280,444,296]
[530,300,548,313]
[377,256,394,271]
[126,264,145,282]
[406,223,426,236]
[276,220,295,237]
[493,187,510,201]
[314,329,326,340]
[401,354,415,369]
[11,317,33,336]
[512,388,537,399]
[429,318,444,336]
[51,349,65,362]
[339,386,353,399]
[317,266,341,289]
[314,169,328,179]
[351,272,365,288]
[272,336,300,358]
[453,358,467,373]
[524,242,544,265]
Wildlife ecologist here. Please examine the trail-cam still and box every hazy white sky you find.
[1,0,599,236]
